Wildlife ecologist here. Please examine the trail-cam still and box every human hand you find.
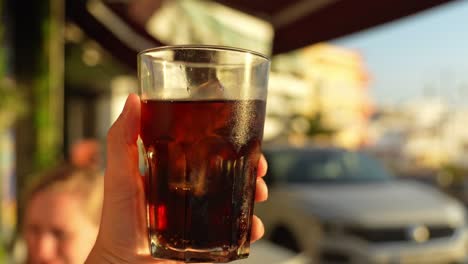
[86,94,268,263]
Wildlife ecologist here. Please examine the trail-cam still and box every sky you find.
[332,1,468,107]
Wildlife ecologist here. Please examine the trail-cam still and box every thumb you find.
[97,93,154,257]
[105,93,142,197]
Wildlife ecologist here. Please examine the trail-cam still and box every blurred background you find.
[2,0,468,263]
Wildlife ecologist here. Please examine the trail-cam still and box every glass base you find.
[150,240,250,263]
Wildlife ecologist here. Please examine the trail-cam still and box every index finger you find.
[257,154,267,178]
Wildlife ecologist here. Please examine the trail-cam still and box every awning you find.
[66,0,455,70]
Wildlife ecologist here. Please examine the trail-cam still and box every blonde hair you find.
[25,165,104,226]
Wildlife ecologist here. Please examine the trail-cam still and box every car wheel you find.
[270,226,301,253]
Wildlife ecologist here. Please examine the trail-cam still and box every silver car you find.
[256,146,467,264]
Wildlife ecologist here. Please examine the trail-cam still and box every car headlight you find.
[445,201,466,227]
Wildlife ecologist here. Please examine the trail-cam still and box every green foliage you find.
[0,246,5,262]
[0,3,27,132]
[0,80,27,132]
[437,163,468,187]
[303,112,335,137]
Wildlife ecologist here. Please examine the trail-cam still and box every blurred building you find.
[369,97,468,171]
[267,43,372,149]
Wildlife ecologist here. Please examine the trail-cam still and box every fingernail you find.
[121,95,133,117]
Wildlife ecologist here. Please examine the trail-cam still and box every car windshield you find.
[267,149,393,183]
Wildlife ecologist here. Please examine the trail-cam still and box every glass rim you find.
[138,44,270,65]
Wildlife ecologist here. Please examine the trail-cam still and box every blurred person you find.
[69,139,102,170]
[23,165,103,264]
[85,94,269,263]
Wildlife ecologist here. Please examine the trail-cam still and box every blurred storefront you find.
[63,22,134,153]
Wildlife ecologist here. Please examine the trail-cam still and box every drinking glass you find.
[138,45,270,263]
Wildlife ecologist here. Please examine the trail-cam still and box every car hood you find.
[280,180,465,226]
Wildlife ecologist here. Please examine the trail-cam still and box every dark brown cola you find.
[140,99,266,262]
